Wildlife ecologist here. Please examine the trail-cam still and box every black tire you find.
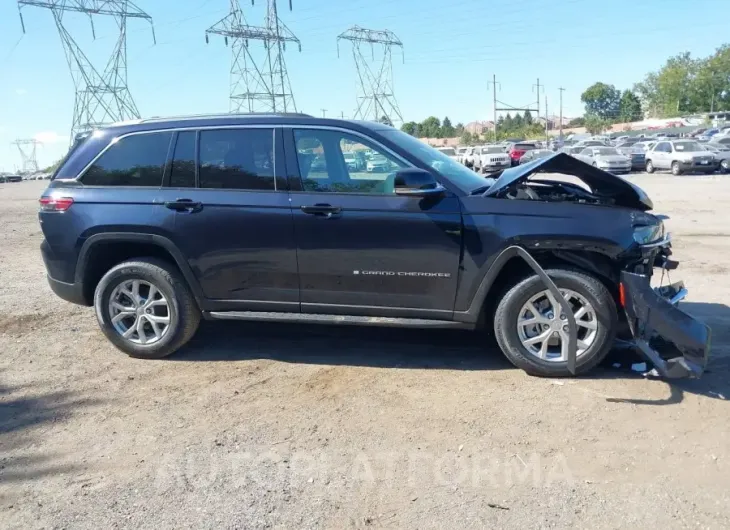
[645,160,654,173]
[671,161,682,175]
[493,268,617,377]
[93,258,201,359]
[721,160,729,173]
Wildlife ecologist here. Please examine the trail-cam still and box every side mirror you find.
[393,169,445,197]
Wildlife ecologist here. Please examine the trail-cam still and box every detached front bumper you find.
[621,271,711,378]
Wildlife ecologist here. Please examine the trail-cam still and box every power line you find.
[337,26,404,125]
[17,1,155,142]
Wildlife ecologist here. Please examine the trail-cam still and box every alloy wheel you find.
[516,289,598,362]
[108,279,171,345]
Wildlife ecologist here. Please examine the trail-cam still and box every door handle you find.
[300,204,341,218]
[165,198,202,213]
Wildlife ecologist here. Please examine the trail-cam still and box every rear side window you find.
[199,129,275,190]
[170,131,196,188]
[82,132,172,186]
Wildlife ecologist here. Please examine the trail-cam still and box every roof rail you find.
[137,112,314,123]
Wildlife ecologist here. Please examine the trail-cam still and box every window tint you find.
[169,131,196,188]
[199,129,275,190]
[293,129,405,194]
[82,132,172,186]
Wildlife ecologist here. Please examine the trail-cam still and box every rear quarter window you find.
[81,132,173,186]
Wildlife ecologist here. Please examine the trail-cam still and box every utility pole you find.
[337,26,404,125]
[544,96,549,142]
[17,0,155,143]
[340,111,345,119]
[487,74,500,142]
[558,87,565,139]
[206,0,301,113]
[12,139,42,173]
[533,78,541,122]
[321,109,327,118]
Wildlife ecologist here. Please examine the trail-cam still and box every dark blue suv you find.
[39,114,709,378]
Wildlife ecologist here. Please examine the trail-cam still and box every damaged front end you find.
[620,245,711,379]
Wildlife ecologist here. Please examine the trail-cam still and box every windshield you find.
[484,146,504,154]
[594,147,619,155]
[380,129,488,192]
[437,148,456,156]
[673,141,702,152]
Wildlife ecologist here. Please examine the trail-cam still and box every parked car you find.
[518,149,554,164]
[709,136,730,148]
[461,147,476,168]
[435,147,459,161]
[474,145,511,173]
[615,142,647,171]
[574,140,607,148]
[701,144,730,173]
[456,146,471,165]
[366,154,393,172]
[698,128,720,142]
[507,142,538,166]
[558,146,584,156]
[575,147,632,174]
[343,152,364,171]
[6,174,22,183]
[645,140,718,175]
[38,113,709,379]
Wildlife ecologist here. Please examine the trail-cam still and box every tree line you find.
[400,44,730,139]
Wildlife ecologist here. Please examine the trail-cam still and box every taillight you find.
[619,282,626,308]
[39,196,74,212]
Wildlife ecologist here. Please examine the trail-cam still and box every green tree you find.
[523,110,533,125]
[567,117,585,128]
[378,115,393,127]
[460,131,473,145]
[503,113,513,129]
[419,116,441,138]
[401,122,419,136]
[441,116,455,137]
[584,115,610,135]
[454,122,465,135]
[581,82,621,121]
[618,90,643,122]
[513,114,524,128]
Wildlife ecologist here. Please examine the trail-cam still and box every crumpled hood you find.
[484,152,653,210]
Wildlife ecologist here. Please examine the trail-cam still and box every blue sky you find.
[1,0,728,170]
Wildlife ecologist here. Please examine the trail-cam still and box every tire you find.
[93,258,201,359]
[645,160,654,173]
[493,268,617,377]
[671,161,682,175]
[721,160,729,173]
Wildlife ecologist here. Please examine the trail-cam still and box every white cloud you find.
[34,131,68,144]
[15,88,28,96]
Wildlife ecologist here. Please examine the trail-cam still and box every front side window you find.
[199,129,275,190]
[293,129,406,194]
[82,132,172,186]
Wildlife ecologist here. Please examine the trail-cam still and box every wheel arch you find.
[75,233,205,309]
[455,246,620,326]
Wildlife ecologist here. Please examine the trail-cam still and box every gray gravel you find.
[1,177,730,529]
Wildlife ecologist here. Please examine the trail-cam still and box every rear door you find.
[156,127,299,311]
[284,126,462,318]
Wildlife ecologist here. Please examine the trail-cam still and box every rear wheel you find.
[94,258,200,359]
[671,161,682,175]
[645,160,655,173]
[493,269,617,377]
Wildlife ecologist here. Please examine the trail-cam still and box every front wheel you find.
[671,161,682,175]
[645,160,655,173]
[94,258,201,359]
[493,269,617,377]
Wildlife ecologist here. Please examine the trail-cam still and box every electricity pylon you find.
[337,26,404,125]
[12,139,42,173]
[17,1,155,142]
[206,0,300,113]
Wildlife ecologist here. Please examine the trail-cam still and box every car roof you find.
[100,113,394,137]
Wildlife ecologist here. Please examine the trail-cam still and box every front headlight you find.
[633,222,664,244]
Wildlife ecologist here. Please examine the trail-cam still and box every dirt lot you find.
[2,176,730,529]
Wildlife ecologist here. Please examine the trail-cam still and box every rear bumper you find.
[621,271,710,378]
[47,275,89,306]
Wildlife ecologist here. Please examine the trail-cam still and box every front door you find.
[156,127,299,311]
[284,127,462,318]
[653,141,671,169]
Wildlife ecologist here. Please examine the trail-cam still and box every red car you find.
[508,142,538,166]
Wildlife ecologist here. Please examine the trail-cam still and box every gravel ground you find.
[1,176,730,529]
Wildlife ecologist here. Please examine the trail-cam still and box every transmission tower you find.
[337,26,404,125]
[18,1,155,142]
[206,0,300,113]
[12,139,42,173]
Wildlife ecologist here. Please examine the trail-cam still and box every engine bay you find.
[501,178,617,206]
